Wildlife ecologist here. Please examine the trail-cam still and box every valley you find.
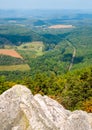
[0,10,92,112]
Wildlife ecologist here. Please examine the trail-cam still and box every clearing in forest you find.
[49,24,74,29]
[0,49,23,59]
[0,64,30,71]
[17,41,44,51]
[17,41,44,57]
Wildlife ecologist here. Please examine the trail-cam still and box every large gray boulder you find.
[0,85,92,130]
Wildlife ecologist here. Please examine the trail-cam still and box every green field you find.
[0,64,30,71]
[17,41,44,56]
[17,41,44,50]
[16,41,45,61]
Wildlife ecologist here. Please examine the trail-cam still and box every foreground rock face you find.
[0,85,92,130]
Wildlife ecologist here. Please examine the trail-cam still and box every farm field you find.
[17,41,44,58]
[17,41,44,50]
[0,49,30,71]
[0,49,23,59]
[48,24,74,29]
[0,64,30,71]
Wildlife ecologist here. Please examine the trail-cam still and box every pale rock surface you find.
[0,85,92,130]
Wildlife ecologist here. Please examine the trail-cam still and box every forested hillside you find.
[0,66,92,112]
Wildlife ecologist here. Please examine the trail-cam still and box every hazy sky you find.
[0,0,92,10]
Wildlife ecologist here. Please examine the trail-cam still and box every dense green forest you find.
[0,66,92,112]
[0,11,92,112]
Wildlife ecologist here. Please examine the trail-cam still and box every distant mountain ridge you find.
[0,9,92,18]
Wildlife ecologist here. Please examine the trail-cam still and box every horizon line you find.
[0,8,92,10]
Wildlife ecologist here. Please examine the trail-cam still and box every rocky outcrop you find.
[0,85,92,130]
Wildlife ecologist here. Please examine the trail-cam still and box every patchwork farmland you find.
[0,49,30,71]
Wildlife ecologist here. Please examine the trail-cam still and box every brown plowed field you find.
[49,24,74,29]
[0,49,23,59]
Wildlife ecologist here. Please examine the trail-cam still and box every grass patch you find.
[17,41,44,57]
[0,64,30,71]
[17,41,44,51]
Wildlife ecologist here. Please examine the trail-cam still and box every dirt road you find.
[66,40,76,71]
[68,46,76,71]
